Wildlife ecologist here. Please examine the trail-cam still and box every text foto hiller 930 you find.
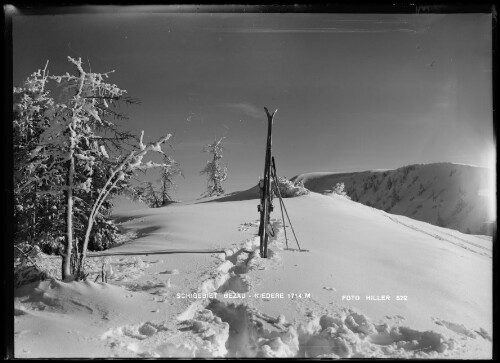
[342,295,408,301]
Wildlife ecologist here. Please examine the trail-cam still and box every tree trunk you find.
[212,154,219,195]
[151,184,160,207]
[78,175,120,277]
[162,176,167,206]
[62,156,74,281]
[31,184,37,244]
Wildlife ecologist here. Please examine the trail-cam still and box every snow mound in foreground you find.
[101,309,229,358]
[98,298,475,358]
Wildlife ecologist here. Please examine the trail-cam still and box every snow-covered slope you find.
[292,163,495,235]
[14,192,493,358]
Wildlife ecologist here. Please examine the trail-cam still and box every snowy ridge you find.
[292,162,495,235]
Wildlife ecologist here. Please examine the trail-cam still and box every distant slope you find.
[292,163,494,235]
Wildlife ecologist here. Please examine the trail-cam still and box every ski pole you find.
[272,157,301,251]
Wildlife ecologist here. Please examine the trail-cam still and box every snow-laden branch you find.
[67,56,86,98]
[77,131,172,277]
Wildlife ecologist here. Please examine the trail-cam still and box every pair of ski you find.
[258,107,302,258]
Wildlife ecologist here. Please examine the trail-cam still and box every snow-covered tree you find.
[158,157,183,204]
[16,57,175,281]
[271,176,309,198]
[200,136,227,197]
[136,156,183,208]
[23,56,133,280]
[13,62,56,247]
[330,182,351,199]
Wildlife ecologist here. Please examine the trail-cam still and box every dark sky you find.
[12,8,494,200]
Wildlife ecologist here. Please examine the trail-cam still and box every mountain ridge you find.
[291,162,494,235]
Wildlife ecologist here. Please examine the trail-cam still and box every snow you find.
[14,189,492,358]
[100,145,109,158]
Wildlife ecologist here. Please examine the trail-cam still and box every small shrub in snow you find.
[329,183,351,200]
[271,177,309,198]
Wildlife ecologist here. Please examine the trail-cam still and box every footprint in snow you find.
[159,269,179,275]
[434,319,490,340]
[385,315,405,322]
